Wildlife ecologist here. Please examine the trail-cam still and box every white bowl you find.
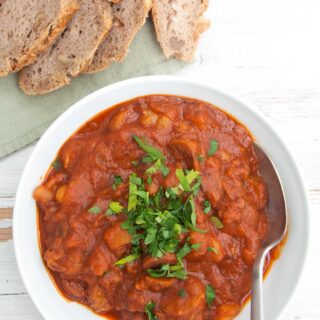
[14,76,310,320]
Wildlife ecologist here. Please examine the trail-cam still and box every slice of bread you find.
[0,0,79,77]
[152,0,210,61]
[19,0,112,95]
[86,0,152,74]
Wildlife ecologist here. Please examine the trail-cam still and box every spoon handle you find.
[251,250,268,320]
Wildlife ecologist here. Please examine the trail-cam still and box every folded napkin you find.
[0,20,186,158]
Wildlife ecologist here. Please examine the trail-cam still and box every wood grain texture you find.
[0,208,12,242]
[1,0,320,319]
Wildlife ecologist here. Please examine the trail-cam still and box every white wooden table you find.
[1,0,320,319]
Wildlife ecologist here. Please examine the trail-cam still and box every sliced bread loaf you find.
[86,0,152,73]
[0,0,79,77]
[19,0,112,95]
[152,0,210,61]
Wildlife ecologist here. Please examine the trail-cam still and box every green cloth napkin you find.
[0,20,186,158]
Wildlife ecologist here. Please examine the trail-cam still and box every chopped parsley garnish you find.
[131,160,139,166]
[176,242,194,263]
[208,139,218,156]
[133,135,169,177]
[112,175,123,190]
[211,216,224,229]
[127,173,142,211]
[146,159,169,177]
[203,200,211,214]
[52,158,62,171]
[176,169,200,192]
[102,138,212,281]
[114,253,140,266]
[130,173,142,185]
[88,206,101,215]
[145,301,157,320]
[116,167,206,279]
[105,201,123,216]
[133,135,165,161]
[165,169,201,199]
[146,241,202,280]
[191,243,201,251]
[207,247,218,254]
[147,263,187,280]
[178,289,186,298]
[205,284,216,306]
[197,154,205,163]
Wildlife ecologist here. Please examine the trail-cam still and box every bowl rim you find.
[13,75,310,320]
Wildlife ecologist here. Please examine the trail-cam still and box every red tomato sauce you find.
[34,95,280,320]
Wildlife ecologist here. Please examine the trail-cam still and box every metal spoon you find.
[251,144,288,320]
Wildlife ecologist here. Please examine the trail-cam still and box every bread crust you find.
[19,0,113,95]
[152,0,210,61]
[85,0,152,74]
[0,0,79,77]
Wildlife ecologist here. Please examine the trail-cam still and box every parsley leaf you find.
[52,158,62,171]
[133,135,165,161]
[130,173,142,185]
[177,243,193,264]
[205,284,216,306]
[178,289,186,297]
[175,242,201,265]
[176,169,191,191]
[208,139,218,156]
[191,243,201,250]
[197,154,205,163]
[207,247,218,254]
[88,206,101,215]
[145,301,157,320]
[147,263,187,280]
[203,200,211,214]
[175,169,201,194]
[182,195,207,233]
[131,160,139,166]
[146,159,169,177]
[211,216,224,229]
[112,175,123,190]
[159,163,170,176]
[128,173,142,211]
[106,201,123,215]
[114,253,140,266]
[133,135,169,177]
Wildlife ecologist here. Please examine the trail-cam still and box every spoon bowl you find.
[251,144,288,320]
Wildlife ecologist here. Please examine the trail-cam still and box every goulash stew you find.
[34,95,272,320]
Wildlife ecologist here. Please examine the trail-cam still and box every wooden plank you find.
[0,144,34,208]
[0,294,43,320]
[0,240,27,295]
[0,208,12,242]
[0,208,12,219]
